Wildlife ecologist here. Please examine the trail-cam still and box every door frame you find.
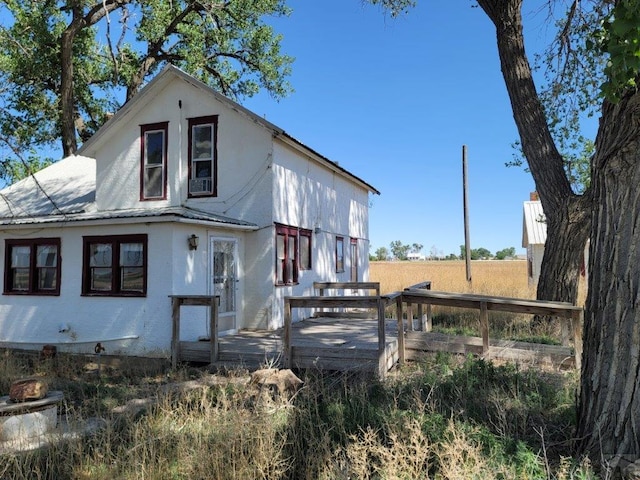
[209,236,240,335]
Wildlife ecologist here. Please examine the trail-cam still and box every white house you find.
[0,65,379,358]
[522,195,546,285]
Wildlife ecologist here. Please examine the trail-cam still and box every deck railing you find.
[395,289,584,369]
[169,295,219,369]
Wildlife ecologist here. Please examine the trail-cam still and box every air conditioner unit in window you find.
[189,178,212,194]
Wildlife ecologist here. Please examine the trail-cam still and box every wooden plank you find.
[480,301,489,354]
[284,298,292,368]
[313,282,380,294]
[210,299,218,363]
[574,310,583,370]
[286,296,382,309]
[396,295,405,364]
[171,297,180,369]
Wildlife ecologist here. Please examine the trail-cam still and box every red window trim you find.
[336,236,345,273]
[3,238,61,296]
[140,122,168,201]
[275,224,299,286]
[82,234,148,297]
[187,115,218,198]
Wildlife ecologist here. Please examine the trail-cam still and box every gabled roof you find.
[522,200,547,247]
[79,64,380,195]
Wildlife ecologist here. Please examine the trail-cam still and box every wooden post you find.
[283,298,292,368]
[463,144,472,284]
[573,310,583,370]
[396,295,405,365]
[171,297,181,369]
[426,304,433,332]
[377,297,387,378]
[480,301,489,354]
[210,296,219,364]
[407,302,414,331]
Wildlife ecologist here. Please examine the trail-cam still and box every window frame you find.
[188,115,218,198]
[3,238,61,296]
[140,122,168,201]
[275,225,313,286]
[336,236,345,273]
[82,234,148,297]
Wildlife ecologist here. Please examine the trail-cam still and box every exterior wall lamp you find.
[188,234,199,251]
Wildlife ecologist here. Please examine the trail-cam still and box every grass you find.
[0,351,596,479]
[371,260,587,345]
[0,261,594,478]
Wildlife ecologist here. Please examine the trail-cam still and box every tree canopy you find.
[0,0,293,182]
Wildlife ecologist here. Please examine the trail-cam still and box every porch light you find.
[188,234,199,251]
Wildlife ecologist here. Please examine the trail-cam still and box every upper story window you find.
[82,234,147,297]
[188,115,218,197]
[140,122,168,200]
[4,238,61,295]
[336,236,345,273]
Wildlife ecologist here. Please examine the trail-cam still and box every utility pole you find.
[462,145,472,284]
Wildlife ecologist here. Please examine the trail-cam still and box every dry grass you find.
[371,260,534,298]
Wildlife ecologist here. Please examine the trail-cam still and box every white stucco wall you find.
[0,223,178,357]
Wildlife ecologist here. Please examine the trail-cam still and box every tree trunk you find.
[576,90,640,478]
[536,195,590,305]
[60,28,78,157]
[477,0,591,307]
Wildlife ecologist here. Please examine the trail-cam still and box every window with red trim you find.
[275,225,312,285]
[4,238,61,295]
[82,234,147,296]
[188,116,218,197]
[140,122,168,200]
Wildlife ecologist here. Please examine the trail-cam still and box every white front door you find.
[210,237,238,335]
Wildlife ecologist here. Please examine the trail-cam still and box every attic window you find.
[188,115,218,197]
[141,122,168,200]
[4,238,61,295]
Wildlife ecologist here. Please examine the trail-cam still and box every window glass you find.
[36,245,58,290]
[276,233,285,284]
[299,232,311,270]
[336,237,345,273]
[90,243,113,291]
[120,243,144,292]
[193,125,213,159]
[141,123,167,200]
[11,246,30,291]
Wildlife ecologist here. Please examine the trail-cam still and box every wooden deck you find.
[174,282,582,376]
[180,316,400,374]
[179,317,576,372]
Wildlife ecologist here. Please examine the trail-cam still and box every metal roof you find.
[522,200,547,247]
[0,156,256,230]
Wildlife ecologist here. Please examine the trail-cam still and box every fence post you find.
[396,295,405,365]
[480,301,489,354]
[171,297,181,369]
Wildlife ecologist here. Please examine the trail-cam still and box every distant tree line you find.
[370,241,516,261]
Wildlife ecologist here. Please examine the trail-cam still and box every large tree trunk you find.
[576,90,640,477]
[477,0,591,307]
[536,195,590,305]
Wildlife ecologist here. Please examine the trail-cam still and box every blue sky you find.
[243,0,597,258]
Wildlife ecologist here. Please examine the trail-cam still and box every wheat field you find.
[370,260,535,298]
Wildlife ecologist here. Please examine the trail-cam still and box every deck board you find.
[178,315,575,373]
